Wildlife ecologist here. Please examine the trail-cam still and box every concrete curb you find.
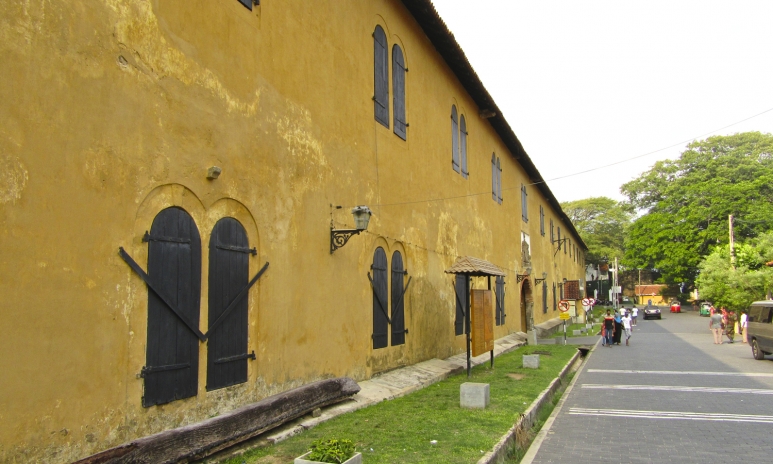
[476,349,584,464]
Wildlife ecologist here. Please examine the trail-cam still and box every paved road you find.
[526,310,773,463]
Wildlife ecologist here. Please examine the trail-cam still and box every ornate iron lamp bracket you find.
[534,277,547,284]
[516,274,529,283]
[330,228,362,254]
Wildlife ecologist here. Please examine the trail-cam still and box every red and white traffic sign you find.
[558,300,570,312]
[582,298,593,307]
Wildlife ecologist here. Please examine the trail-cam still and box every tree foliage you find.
[561,197,632,264]
[622,132,773,283]
[695,233,773,311]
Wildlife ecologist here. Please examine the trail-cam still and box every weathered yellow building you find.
[0,0,586,461]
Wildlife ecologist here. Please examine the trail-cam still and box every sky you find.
[430,0,773,203]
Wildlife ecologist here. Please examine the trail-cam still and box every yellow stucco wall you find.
[0,0,585,461]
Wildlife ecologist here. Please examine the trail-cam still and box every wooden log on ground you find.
[75,377,360,464]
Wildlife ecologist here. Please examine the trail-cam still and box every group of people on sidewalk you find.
[709,305,748,345]
[600,307,636,347]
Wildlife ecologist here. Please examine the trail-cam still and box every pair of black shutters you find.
[374,25,407,140]
[371,248,409,349]
[143,207,254,407]
[455,275,506,333]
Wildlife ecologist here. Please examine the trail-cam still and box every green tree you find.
[622,132,773,284]
[561,197,632,264]
[695,233,773,311]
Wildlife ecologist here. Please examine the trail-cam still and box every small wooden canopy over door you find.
[144,207,201,407]
[207,218,252,391]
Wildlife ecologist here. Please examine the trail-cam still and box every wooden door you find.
[391,251,406,346]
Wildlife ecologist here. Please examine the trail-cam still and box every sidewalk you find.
[264,332,529,444]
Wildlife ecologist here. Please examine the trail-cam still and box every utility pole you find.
[729,214,736,270]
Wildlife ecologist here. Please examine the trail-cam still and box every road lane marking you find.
[587,369,773,378]
[568,408,773,423]
[582,384,773,395]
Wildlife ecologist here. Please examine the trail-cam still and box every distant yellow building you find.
[0,0,586,461]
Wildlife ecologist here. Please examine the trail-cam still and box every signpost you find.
[559,299,570,345]
[582,297,593,328]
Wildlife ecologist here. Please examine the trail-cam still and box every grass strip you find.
[225,344,577,464]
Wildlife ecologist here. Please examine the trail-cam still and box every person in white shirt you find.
[740,310,748,344]
[631,306,638,326]
[621,312,633,345]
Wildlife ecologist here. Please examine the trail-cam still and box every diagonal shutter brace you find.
[119,247,206,341]
[206,261,269,339]
[367,271,391,325]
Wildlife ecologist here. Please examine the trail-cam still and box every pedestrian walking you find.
[740,310,748,344]
[724,310,736,343]
[603,310,615,347]
[631,305,638,326]
[710,311,723,344]
[613,310,623,345]
[622,311,633,345]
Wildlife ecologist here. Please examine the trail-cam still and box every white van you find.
[747,301,773,360]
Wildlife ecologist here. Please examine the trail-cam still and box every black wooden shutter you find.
[542,281,548,313]
[497,158,503,204]
[391,251,406,346]
[491,153,497,201]
[392,45,407,140]
[144,207,201,407]
[553,282,557,311]
[238,0,252,10]
[451,106,460,172]
[495,276,505,326]
[372,247,389,349]
[454,274,468,335]
[460,115,468,178]
[207,218,251,391]
[373,26,389,128]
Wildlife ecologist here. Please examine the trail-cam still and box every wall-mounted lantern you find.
[330,205,372,254]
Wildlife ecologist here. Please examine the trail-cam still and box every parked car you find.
[670,300,681,313]
[747,301,773,360]
[643,306,661,320]
[699,302,713,317]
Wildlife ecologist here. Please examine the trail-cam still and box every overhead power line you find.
[365,105,773,208]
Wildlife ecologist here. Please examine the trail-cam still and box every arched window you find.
[372,247,389,349]
[373,26,389,128]
[451,106,460,172]
[207,217,252,391]
[392,45,407,140]
[144,207,201,407]
[460,115,468,178]
[391,251,406,346]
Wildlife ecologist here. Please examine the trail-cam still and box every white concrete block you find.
[460,382,490,409]
[523,354,540,369]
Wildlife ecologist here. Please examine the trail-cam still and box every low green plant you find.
[307,438,356,463]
